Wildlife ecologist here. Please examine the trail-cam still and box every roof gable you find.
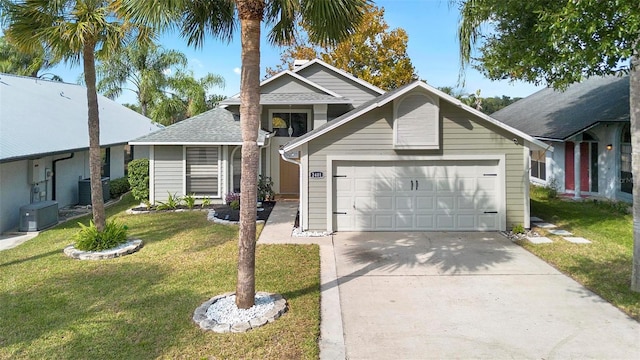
[218,70,351,106]
[130,107,268,145]
[491,75,629,140]
[0,73,161,162]
[292,59,385,95]
[283,81,550,152]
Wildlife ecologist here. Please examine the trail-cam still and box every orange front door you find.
[279,158,299,194]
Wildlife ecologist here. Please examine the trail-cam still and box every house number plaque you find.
[309,171,324,179]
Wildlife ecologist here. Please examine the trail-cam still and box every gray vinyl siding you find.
[306,101,526,231]
[262,77,325,94]
[328,104,353,120]
[297,64,380,106]
[153,145,183,203]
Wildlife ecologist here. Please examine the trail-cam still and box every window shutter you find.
[394,94,439,149]
[186,147,219,196]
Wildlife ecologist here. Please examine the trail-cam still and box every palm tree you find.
[2,0,152,232]
[96,42,188,117]
[0,35,60,79]
[125,0,367,308]
[152,69,226,125]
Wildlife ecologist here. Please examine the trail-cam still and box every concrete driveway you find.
[332,232,640,359]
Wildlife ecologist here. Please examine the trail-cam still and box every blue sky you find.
[52,0,545,104]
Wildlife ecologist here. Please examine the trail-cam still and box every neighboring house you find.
[132,59,548,232]
[0,73,161,234]
[492,75,630,202]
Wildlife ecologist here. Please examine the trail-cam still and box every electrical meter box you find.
[28,159,47,184]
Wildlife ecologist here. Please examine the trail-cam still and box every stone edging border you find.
[63,239,143,260]
[193,291,288,333]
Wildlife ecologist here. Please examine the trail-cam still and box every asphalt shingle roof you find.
[130,107,268,145]
[0,73,161,162]
[219,93,352,105]
[491,75,629,140]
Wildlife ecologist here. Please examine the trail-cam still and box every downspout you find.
[52,153,74,201]
[279,147,302,229]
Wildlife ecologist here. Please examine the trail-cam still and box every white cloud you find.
[233,67,241,75]
[190,58,204,69]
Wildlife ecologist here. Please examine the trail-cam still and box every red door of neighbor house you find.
[565,142,590,192]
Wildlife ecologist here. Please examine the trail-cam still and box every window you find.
[101,148,110,177]
[530,150,546,180]
[272,112,308,137]
[620,125,632,194]
[186,147,219,196]
[394,93,439,149]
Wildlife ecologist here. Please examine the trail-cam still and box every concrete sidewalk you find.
[0,233,38,251]
[257,201,343,359]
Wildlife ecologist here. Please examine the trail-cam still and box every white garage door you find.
[334,160,501,231]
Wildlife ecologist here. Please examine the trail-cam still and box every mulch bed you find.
[210,201,275,222]
[130,201,276,223]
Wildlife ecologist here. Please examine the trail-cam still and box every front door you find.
[279,157,299,194]
[565,141,598,193]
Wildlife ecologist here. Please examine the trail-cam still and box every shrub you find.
[156,192,183,210]
[201,197,211,209]
[128,159,149,202]
[230,199,240,210]
[258,175,275,201]
[75,220,128,251]
[512,224,526,234]
[225,192,241,204]
[109,177,130,199]
[184,193,196,209]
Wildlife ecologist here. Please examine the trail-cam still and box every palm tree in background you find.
[0,35,61,80]
[2,0,152,232]
[96,42,188,117]
[95,43,225,124]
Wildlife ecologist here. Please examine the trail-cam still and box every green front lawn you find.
[0,194,320,359]
[525,189,640,321]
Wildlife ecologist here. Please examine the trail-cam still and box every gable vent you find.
[394,93,439,149]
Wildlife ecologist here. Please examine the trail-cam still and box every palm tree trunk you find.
[235,0,264,309]
[83,43,106,232]
[631,50,640,292]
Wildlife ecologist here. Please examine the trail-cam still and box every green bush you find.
[512,224,526,234]
[156,192,183,210]
[230,199,240,210]
[128,159,149,202]
[183,193,196,209]
[74,220,128,251]
[258,175,275,201]
[109,177,130,199]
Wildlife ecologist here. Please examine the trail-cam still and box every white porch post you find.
[574,141,581,199]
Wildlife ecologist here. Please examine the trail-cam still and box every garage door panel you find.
[395,213,413,229]
[415,196,435,210]
[355,214,373,230]
[395,196,413,210]
[477,177,498,191]
[436,214,454,229]
[374,215,393,229]
[415,214,434,228]
[436,179,454,191]
[376,196,394,211]
[355,195,374,211]
[334,160,501,231]
[414,178,434,192]
[457,214,476,230]
[478,214,498,229]
[436,196,455,210]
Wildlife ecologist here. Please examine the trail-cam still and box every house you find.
[131,59,548,232]
[491,75,630,202]
[0,73,161,234]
